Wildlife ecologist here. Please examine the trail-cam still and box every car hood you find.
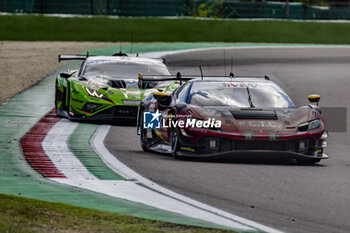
[104,87,156,104]
[113,88,151,99]
[188,105,316,133]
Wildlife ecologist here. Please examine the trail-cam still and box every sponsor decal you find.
[122,100,141,105]
[268,131,278,141]
[222,82,258,88]
[180,147,195,152]
[239,121,282,129]
[244,130,254,140]
[148,103,156,112]
[87,60,125,65]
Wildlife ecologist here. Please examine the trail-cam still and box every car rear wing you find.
[58,54,88,62]
[137,72,194,89]
[234,75,271,80]
[58,50,129,62]
[137,72,271,87]
[58,50,167,64]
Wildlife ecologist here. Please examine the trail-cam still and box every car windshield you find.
[189,81,295,108]
[83,60,170,79]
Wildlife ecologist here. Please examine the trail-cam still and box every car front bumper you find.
[176,149,328,160]
[176,129,328,160]
[69,105,139,121]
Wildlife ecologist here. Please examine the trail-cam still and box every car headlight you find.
[85,87,103,98]
[297,119,321,132]
[308,119,320,130]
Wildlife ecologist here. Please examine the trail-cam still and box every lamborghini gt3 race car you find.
[137,74,328,164]
[55,53,179,122]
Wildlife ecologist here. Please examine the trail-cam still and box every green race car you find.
[55,52,179,122]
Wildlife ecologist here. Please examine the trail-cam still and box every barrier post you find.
[90,0,94,15]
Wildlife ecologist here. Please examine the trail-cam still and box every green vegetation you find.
[1,14,350,44]
[0,193,235,233]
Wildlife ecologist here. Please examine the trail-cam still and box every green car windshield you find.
[83,61,170,79]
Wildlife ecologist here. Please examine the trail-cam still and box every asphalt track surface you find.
[105,47,350,233]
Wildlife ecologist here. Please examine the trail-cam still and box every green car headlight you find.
[308,119,320,130]
[85,87,103,98]
[84,87,112,103]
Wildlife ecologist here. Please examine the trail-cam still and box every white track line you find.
[140,45,350,60]
[92,125,283,233]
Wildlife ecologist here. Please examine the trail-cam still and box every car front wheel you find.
[140,116,151,152]
[171,127,181,159]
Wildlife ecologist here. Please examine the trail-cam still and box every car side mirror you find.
[153,92,172,107]
[308,94,320,105]
[138,73,143,89]
[60,72,72,79]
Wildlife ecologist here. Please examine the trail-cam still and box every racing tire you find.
[296,158,321,165]
[140,116,151,152]
[55,81,68,118]
[171,127,181,159]
[55,81,59,115]
[55,81,63,117]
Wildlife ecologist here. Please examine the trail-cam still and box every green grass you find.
[0,193,235,233]
[1,14,350,44]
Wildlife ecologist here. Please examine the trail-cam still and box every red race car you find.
[137,74,328,164]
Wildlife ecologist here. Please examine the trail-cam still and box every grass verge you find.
[1,15,350,44]
[0,193,236,233]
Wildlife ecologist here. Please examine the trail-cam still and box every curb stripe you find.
[68,123,124,180]
[42,119,96,180]
[20,110,65,178]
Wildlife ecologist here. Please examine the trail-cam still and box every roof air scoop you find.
[112,51,128,57]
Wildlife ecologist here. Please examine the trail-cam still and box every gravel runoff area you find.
[0,41,120,105]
